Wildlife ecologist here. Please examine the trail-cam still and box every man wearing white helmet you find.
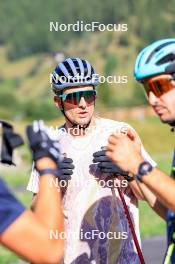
[27,57,156,263]
[106,39,175,263]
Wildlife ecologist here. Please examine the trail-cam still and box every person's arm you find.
[127,180,145,200]
[31,193,37,211]
[118,172,167,219]
[106,130,169,217]
[30,156,74,211]
[133,180,167,219]
[0,157,64,264]
[117,128,159,202]
[135,166,175,213]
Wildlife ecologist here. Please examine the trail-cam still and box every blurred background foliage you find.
[0,0,175,120]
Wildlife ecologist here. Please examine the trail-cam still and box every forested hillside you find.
[0,0,175,120]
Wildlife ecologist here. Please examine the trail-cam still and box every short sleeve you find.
[26,163,40,194]
[0,177,25,235]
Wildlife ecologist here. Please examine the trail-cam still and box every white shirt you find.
[27,117,156,264]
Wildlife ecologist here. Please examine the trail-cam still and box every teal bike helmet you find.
[134,38,175,81]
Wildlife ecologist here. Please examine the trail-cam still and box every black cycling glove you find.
[57,156,74,181]
[26,120,60,164]
[93,149,130,177]
[27,121,74,181]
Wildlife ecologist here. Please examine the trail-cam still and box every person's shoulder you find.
[98,117,133,130]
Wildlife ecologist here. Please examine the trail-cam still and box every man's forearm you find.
[140,168,175,212]
[134,180,167,219]
[34,158,64,233]
[128,180,146,200]
[35,175,63,230]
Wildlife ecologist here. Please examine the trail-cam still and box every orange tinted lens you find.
[143,75,174,97]
[143,82,151,97]
[152,78,174,97]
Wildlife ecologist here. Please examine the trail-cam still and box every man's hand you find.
[93,149,129,176]
[26,120,60,166]
[57,157,74,181]
[27,121,74,181]
[106,128,144,175]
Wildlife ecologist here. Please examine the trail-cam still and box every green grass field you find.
[0,115,173,263]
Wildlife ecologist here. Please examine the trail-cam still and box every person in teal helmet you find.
[106,39,175,263]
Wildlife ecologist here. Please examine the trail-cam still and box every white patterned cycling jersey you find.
[27,117,156,264]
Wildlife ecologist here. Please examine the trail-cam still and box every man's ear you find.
[54,96,63,110]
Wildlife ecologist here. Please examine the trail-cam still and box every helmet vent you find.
[156,53,175,65]
[72,58,80,70]
[82,60,88,76]
[146,41,175,64]
[63,60,74,76]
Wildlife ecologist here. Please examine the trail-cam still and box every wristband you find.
[38,168,60,178]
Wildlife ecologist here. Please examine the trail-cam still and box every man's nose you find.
[148,91,159,106]
[78,96,87,108]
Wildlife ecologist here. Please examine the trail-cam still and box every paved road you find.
[142,235,166,264]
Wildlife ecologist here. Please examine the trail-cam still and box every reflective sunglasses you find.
[142,74,175,98]
[58,90,97,105]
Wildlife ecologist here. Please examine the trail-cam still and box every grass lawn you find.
[138,153,169,240]
[139,201,166,238]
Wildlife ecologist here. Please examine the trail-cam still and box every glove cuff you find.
[33,151,58,163]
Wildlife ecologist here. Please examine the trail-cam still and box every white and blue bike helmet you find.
[51,57,99,93]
